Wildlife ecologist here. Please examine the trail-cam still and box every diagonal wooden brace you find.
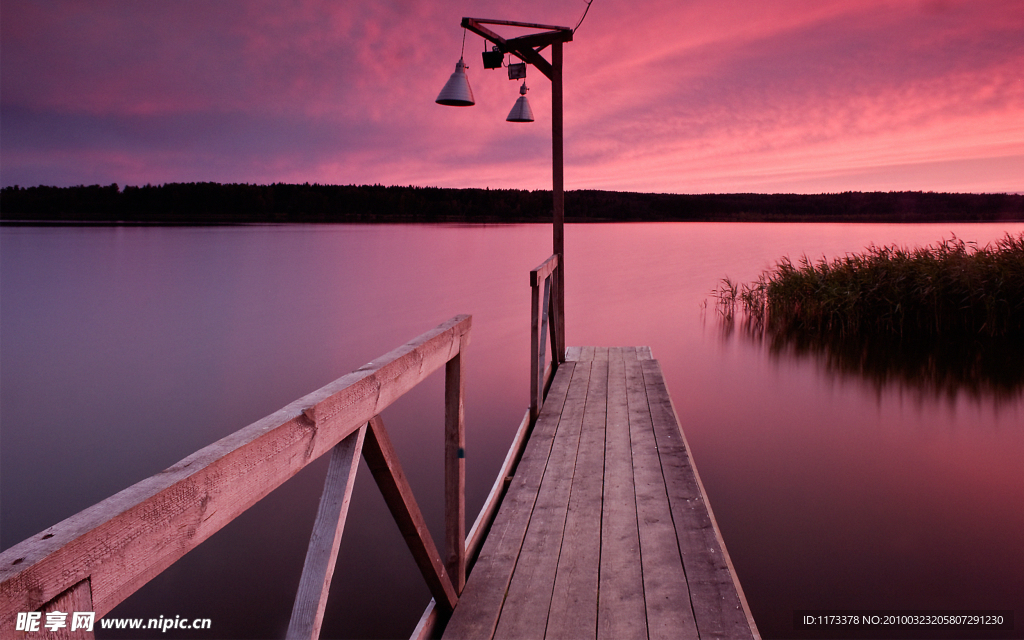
[287,425,366,640]
[363,415,459,613]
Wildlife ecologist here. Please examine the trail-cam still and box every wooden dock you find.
[1,307,759,639]
[443,346,758,640]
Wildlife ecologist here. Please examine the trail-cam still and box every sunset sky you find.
[2,0,1022,194]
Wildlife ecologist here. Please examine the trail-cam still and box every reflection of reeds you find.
[715,234,1024,401]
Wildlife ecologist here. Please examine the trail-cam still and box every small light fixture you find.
[436,57,475,106]
[507,62,526,80]
[506,81,534,122]
[482,46,503,69]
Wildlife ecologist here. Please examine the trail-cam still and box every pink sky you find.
[2,0,1022,193]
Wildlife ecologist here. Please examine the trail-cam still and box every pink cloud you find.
[2,0,1021,193]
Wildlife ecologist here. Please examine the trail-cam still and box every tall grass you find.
[716,233,1024,339]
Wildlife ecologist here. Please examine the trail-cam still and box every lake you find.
[2,222,1022,639]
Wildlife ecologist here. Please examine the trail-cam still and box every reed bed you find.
[716,233,1024,339]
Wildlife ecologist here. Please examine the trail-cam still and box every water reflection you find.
[720,315,1024,405]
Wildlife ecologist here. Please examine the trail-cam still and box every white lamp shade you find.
[506,83,534,122]
[436,58,475,106]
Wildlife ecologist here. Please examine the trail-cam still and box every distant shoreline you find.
[3,183,1022,225]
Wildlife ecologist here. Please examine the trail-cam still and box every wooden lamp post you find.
[437,18,573,359]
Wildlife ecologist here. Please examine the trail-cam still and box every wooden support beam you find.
[287,425,366,640]
[551,40,566,359]
[410,599,442,640]
[548,273,562,366]
[529,254,559,287]
[445,348,467,593]
[465,409,530,569]
[363,415,459,613]
[460,18,572,82]
[530,254,560,423]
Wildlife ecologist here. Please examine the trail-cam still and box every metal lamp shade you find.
[436,58,475,106]
[506,83,534,122]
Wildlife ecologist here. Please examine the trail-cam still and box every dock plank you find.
[492,361,592,639]
[625,358,699,640]
[597,351,647,640]
[642,359,755,640]
[545,357,607,638]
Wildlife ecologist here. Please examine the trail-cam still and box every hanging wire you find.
[461,27,467,57]
[573,0,595,33]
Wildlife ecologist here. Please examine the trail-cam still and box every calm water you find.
[2,222,1022,639]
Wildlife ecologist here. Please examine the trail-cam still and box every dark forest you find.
[2,182,1022,224]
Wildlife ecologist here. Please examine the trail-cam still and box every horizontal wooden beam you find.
[461,17,572,81]
[0,315,472,625]
[462,18,573,33]
[506,30,573,52]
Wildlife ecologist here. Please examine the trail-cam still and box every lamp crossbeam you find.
[461,18,572,81]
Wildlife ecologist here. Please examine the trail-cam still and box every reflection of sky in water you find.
[2,223,1022,639]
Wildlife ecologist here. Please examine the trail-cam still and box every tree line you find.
[2,182,1022,224]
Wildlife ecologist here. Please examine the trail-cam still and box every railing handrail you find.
[0,315,472,635]
[530,253,559,287]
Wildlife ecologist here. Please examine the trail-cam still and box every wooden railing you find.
[530,253,564,423]
[0,315,472,640]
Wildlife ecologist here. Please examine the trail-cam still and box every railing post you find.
[445,349,467,594]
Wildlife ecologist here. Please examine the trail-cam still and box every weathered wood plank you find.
[465,410,531,571]
[564,346,583,362]
[642,359,757,640]
[607,346,631,361]
[364,415,458,613]
[446,350,468,593]
[545,357,607,638]
[579,346,596,361]
[442,363,576,640]
[548,274,561,367]
[410,599,440,640]
[492,361,592,640]
[624,359,699,640]
[0,315,472,625]
[636,346,653,360]
[598,355,647,640]
[287,425,366,640]
[24,579,96,640]
[531,273,552,422]
[530,253,559,286]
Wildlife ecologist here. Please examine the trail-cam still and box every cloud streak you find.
[2,0,1021,193]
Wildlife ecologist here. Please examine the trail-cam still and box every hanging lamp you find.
[506,81,534,122]
[436,57,475,106]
